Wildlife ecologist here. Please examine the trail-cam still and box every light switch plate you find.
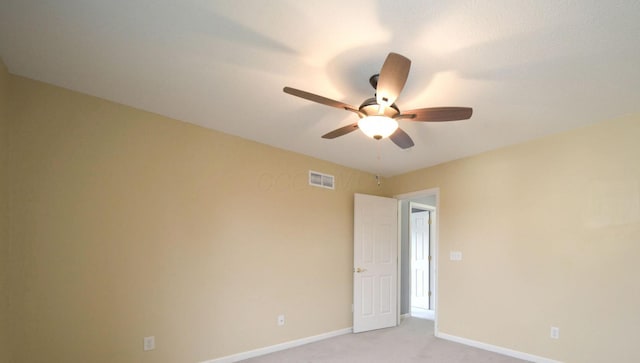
[144,336,155,351]
[450,251,463,261]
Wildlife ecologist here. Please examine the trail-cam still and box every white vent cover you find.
[309,170,335,190]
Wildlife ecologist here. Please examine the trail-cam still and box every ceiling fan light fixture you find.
[357,115,398,140]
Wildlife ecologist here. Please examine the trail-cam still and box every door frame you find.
[394,188,439,333]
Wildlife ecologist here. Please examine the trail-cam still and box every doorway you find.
[395,188,438,329]
[409,202,435,320]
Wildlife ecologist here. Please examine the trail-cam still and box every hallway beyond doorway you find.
[411,307,434,320]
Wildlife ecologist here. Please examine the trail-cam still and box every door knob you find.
[355,267,367,273]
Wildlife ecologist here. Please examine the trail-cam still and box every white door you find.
[353,193,398,333]
[411,209,430,310]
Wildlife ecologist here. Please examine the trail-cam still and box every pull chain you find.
[375,140,382,187]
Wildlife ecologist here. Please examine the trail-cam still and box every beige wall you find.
[7,75,381,362]
[384,114,640,362]
[6,64,640,363]
[0,60,10,362]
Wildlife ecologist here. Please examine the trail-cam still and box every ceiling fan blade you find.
[389,127,414,149]
[376,53,411,106]
[283,87,359,112]
[398,107,473,122]
[322,123,359,139]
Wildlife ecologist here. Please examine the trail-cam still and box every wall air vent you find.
[309,170,335,190]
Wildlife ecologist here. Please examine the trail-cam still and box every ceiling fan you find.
[283,52,472,149]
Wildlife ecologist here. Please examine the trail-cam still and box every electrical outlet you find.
[143,336,155,351]
[550,327,560,339]
[277,314,285,326]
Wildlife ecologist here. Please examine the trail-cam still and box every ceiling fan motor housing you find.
[359,97,400,118]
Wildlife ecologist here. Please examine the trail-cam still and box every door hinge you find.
[428,291,432,297]
[428,217,432,225]
[428,255,432,261]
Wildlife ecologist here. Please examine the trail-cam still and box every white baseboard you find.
[400,313,410,321]
[436,332,562,363]
[201,327,352,363]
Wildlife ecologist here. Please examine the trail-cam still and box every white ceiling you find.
[1,0,639,176]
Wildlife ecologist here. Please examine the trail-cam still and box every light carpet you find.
[240,317,529,363]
